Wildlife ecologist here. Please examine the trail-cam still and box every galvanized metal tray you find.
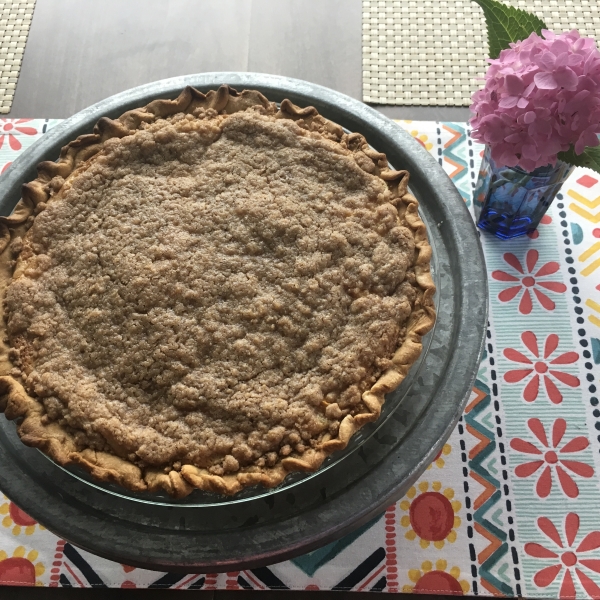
[0,73,487,572]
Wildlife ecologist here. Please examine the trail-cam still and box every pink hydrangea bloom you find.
[470,29,600,171]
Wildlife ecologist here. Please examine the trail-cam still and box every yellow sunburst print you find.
[0,547,45,586]
[403,559,470,595]
[409,130,434,152]
[427,443,451,470]
[0,497,44,536]
[399,481,462,549]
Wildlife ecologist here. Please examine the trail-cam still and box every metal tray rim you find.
[0,72,488,572]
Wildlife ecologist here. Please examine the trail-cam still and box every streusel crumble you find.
[0,87,435,496]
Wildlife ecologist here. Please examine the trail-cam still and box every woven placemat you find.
[363,0,600,106]
[0,1,35,114]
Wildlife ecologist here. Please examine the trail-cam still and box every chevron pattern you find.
[587,299,600,328]
[568,189,600,223]
[561,176,600,333]
[580,242,600,277]
[441,123,470,206]
[465,379,514,597]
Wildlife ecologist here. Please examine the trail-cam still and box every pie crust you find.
[0,85,435,498]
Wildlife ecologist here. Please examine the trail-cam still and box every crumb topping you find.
[4,109,418,474]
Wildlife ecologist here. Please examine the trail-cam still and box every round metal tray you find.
[0,73,488,572]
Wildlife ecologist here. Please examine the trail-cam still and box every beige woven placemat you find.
[363,0,600,106]
[0,1,35,114]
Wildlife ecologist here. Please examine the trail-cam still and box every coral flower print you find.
[503,331,579,404]
[0,119,37,152]
[510,418,593,498]
[525,513,600,598]
[492,249,567,314]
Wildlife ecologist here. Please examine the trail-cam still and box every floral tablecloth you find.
[0,119,598,597]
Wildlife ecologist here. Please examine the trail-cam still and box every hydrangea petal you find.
[522,143,540,159]
[499,96,519,109]
[505,73,525,95]
[551,40,569,56]
[539,51,557,70]
[553,66,578,90]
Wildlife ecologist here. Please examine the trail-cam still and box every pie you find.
[0,85,435,498]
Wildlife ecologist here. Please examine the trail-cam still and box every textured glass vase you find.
[473,146,574,239]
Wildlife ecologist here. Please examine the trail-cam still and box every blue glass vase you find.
[473,146,574,239]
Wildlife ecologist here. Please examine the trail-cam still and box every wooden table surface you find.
[8,0,469,122]
[5,1,469,597]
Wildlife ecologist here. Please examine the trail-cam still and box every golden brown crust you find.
[0,85,435,497]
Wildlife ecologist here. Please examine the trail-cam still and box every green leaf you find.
[472,0,547,59]
[558,145,600,176]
